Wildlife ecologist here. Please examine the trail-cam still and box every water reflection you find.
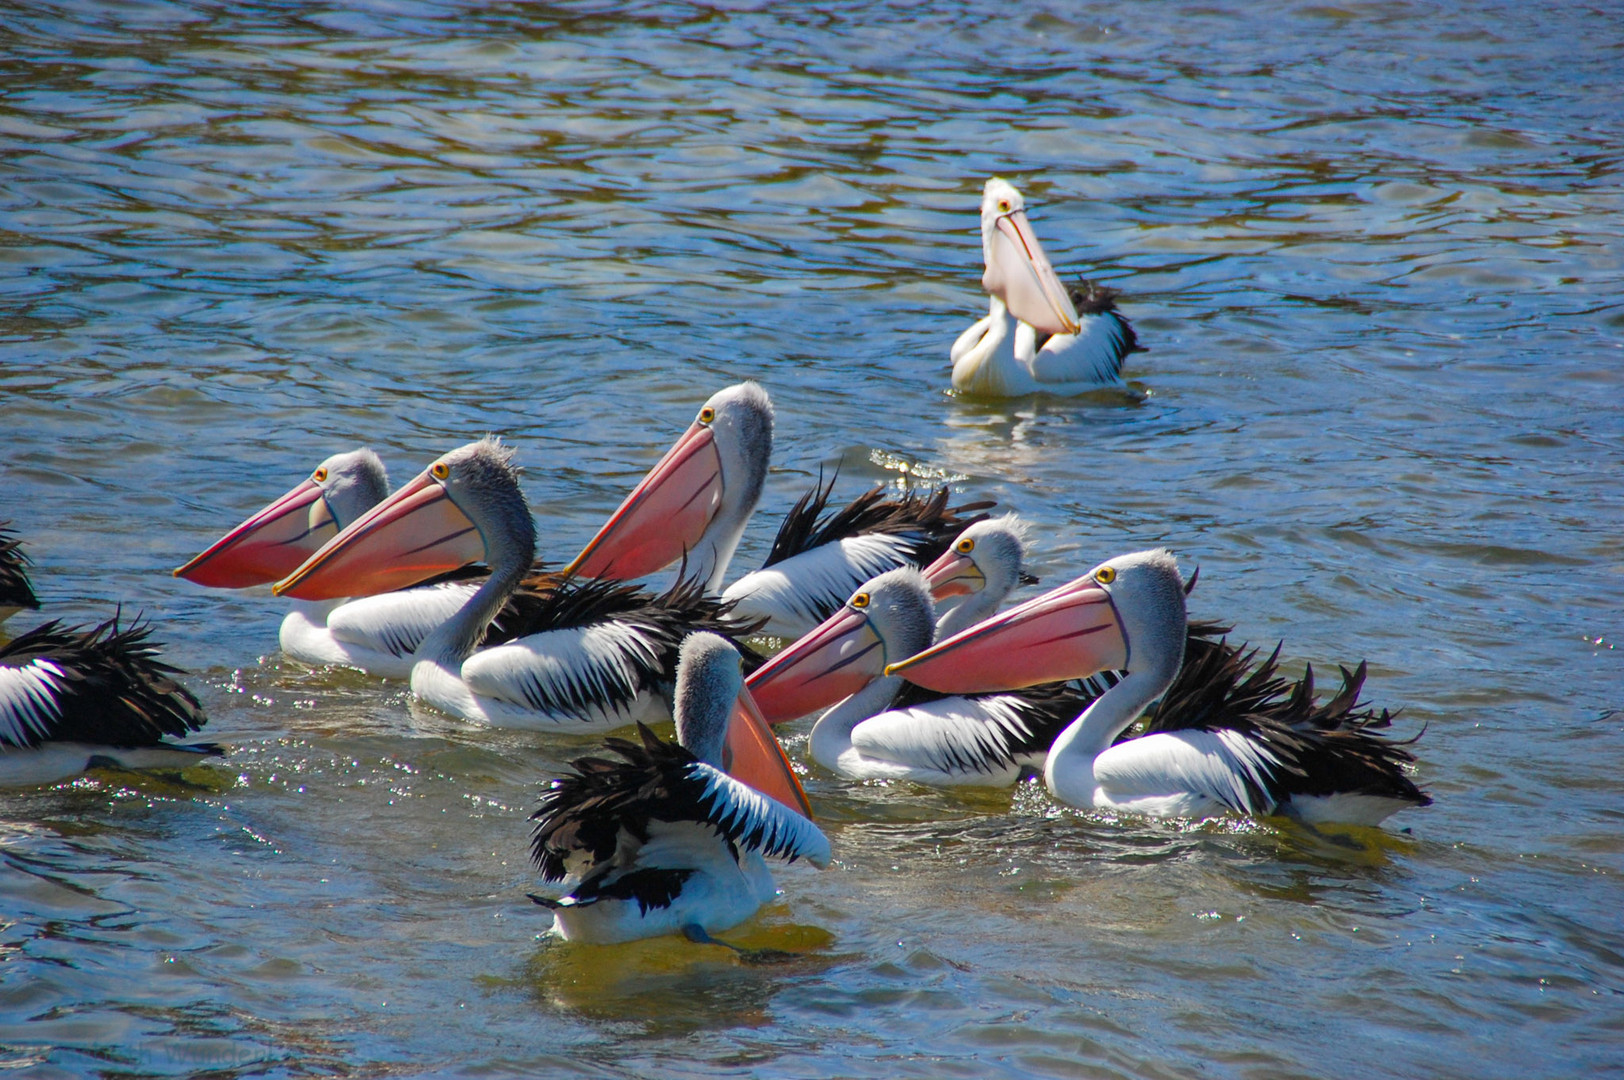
[525,921,837,1032]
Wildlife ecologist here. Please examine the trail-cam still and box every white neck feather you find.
[955,297,1013,381]
[935,588,1003,641]
[809,675,902,770]
[1043,668,1175,808]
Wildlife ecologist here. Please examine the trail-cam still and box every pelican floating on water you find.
[528,632,830,945]
[745,518,1101,787]
[950,177,1139,396]
[0,613,217,786]
[888,549,1431,826]
[568,382,993,638]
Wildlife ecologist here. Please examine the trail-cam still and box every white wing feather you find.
[1093,729,1283,816]
[461,621,662,713]
[0,659,64,746]
[685,761,832,867]
[850,696,1038,777]
[1021,312,1130,388]
[723,533,916,638]
[327,581,480,658]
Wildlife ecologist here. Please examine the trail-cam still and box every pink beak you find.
[983,208,1081,336]
[884,573,1126,693]
[745,606,885,725]
[273,470,487,601]
[724,683,815,819]
[921,548,984,600]
[564,421,724,581]
[174,478,338,588]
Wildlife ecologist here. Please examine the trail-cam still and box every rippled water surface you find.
[3,1,1622,1075]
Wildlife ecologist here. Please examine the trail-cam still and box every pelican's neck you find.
[935,588,1003,641]
[674,679,733,769]
[288,597,344,621]
[1010,319,1040,368]
[951,295,1020,394]
[1043,668,1175,806]
[692,502,754,593]
[809,675,901,769]
[415,530,529,670]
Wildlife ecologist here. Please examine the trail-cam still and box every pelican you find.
[528,632,830,944]
[0,613,218,786]
[950,177,1139,396]
[745,562,1092,787]
[887,550,1431,826]
[275,439,761,732]
[174,449,491,678]
[566,382,993,638]
[0,522,40,626]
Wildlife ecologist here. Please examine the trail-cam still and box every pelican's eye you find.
[1094,565,1117,585]
[997,199,1011,213]
[431,462,450,481]
[312,467,328,483]
[955,537,975,555]
[699,406,716,424]
[850,591,870,610]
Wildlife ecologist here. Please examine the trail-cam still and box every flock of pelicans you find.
[1,180,1429,947]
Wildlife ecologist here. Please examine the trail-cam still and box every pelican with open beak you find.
[950,177,1138,396]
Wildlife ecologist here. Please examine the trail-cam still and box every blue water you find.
[2,1,1621,1075]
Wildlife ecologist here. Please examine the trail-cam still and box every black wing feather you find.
[1134,629,1429,807]
[531,724,816,886]
[483,574,765,686]
[0,523,41,613]
[763,480,996,569]
[0,613,206,748]
[1031,278,1144,358]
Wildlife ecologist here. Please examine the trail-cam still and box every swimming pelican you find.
[745,563,1092,787]
[0,523,40,626]
[0,613,218,786]
[528,632,829,944]
[950,177,1138,396]
[275,439,761,732]
[566,382,992,638]
[887,549,1431,825]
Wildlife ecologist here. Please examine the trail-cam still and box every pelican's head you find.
[886,549,1188,693]
[978,177,1080,337]
[174,447,390,589]
[745,567,935,725]
[566,382,773,591]
[275,438,534,601]
[921,513,1033,604]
